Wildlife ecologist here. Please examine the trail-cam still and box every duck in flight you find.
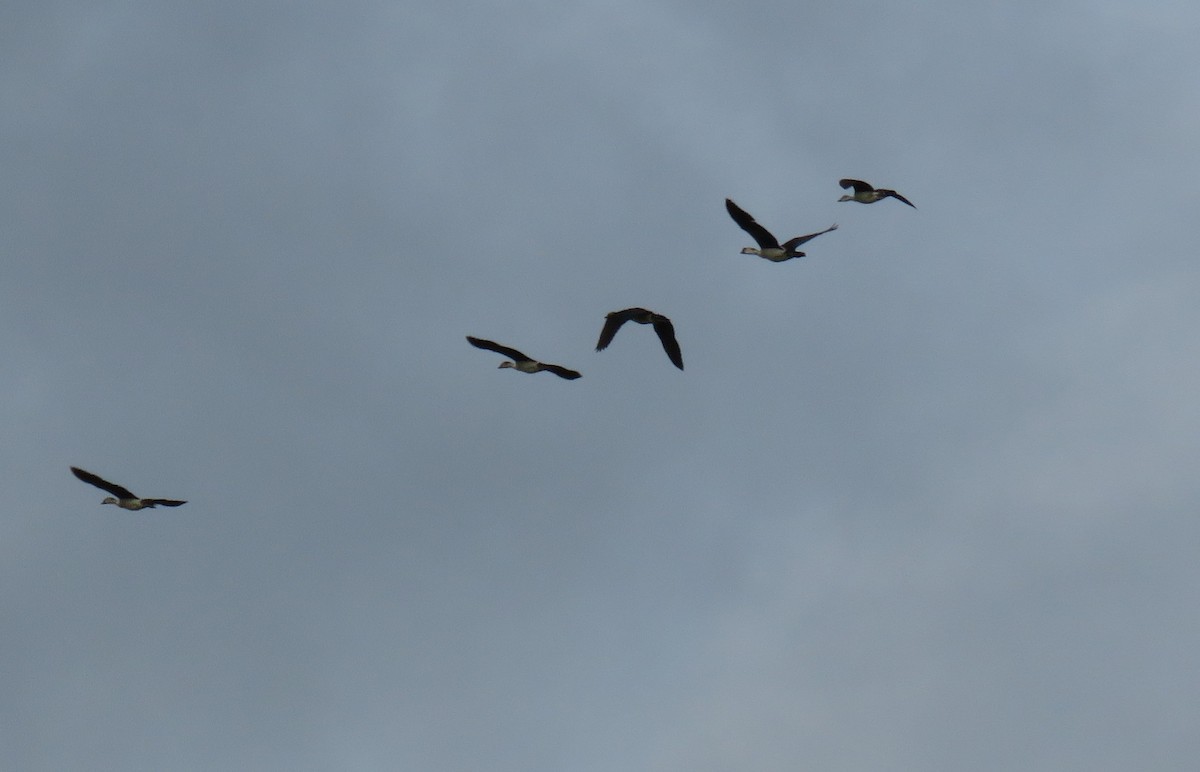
[724,199,838,262]
[595,308,684,370]
[70,466,186,510]
[837,179,916,208]
[466,336,582,379]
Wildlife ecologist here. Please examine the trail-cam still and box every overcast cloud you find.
[2,1,1199,770]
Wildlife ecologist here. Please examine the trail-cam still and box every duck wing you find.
[596,309,641,351]
[725,199,780,250]
[541,364,582,380]
[70,466,136,499]
[881,189,916,208]
[651,316,684,370]
[782,223,839,250]
[466,336,533,363]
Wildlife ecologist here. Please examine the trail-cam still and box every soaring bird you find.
[724,199,838,262]
[466,336,582,379]
[595,308,684,370]
[70,466,186,510]
[837,179,916,208]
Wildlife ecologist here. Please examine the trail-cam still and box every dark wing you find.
[596,310,638,351]
[651,316,684,370]
[782,223,839,251]
[839,178,873,193]
[725,199,780,250]
[70,466,136,499]
[540,364,582,380]
[466,336,532,363]
[143,499,187,508]
[880,189,917,208]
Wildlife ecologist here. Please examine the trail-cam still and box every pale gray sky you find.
[3,1,1199,770]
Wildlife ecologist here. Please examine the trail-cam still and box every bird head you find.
[837,194,854,202]
[101,497,118,506]
[498,361,514,370]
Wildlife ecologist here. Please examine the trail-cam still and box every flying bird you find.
[70,466,186,510]
[466,336,582,379]
[724,199,838,262]
[595,308,684,370]
[837,179,916,208]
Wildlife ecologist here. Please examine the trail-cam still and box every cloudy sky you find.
[3,1,1199,769]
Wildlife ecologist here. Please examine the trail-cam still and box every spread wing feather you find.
[466,336,533,363]
[70,467,136,499]
[725,199,780,250]
[651,318,684,370]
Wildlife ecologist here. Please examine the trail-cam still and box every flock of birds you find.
[464,178,916,379]
[69,178,913,510]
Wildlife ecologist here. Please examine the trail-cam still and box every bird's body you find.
[70,467,186,510]
[724,199,837,261]
[466,336,582,380]
[595,308,684,370]
[837,179,916,208]
[503,359,548,374]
